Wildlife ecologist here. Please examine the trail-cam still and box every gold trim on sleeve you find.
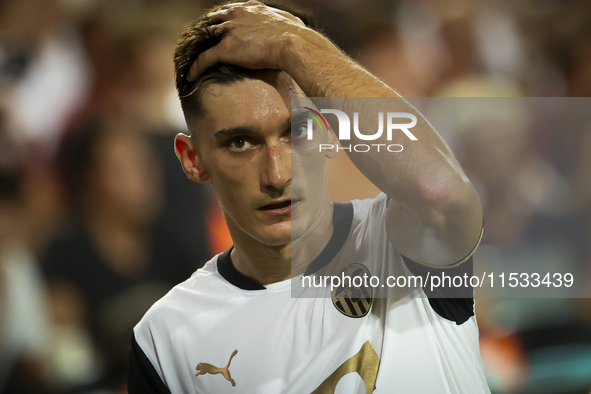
[405,223,484,269]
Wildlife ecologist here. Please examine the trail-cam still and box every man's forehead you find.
[197,71,303,131]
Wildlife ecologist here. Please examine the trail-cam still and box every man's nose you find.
[260,142,291,194]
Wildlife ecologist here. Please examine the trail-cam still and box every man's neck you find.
[229,201,334,286]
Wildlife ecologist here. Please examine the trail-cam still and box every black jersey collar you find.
[217,202,354,291]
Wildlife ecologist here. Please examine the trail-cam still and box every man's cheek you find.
[292,145,324,176]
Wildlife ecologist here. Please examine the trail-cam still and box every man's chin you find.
[250,205,310,245]
[256,221,293,246]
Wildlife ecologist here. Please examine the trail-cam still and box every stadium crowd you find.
[1,0,590,393]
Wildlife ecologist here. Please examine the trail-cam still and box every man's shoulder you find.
[348,192,389,221]
[129,254,230,391]
[133,255,223,336]
[344,192,390,243]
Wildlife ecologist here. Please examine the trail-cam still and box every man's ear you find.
[324,125,339,159]
[174,133,209,183]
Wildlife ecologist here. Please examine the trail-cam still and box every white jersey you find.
[128,193,490,393]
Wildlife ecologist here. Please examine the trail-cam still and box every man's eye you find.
[292,124,308,140]
[228,138,252,152]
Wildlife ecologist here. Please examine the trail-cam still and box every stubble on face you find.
[188,71,333,257]
[188,71,294,246]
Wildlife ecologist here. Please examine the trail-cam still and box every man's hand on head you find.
[184,0,389,98]
[188,0,307,81]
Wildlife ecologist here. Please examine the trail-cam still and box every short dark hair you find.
[173,0,320,122]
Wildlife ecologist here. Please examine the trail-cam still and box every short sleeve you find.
[127,333,171,394]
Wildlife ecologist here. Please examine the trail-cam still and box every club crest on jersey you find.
[331,263,373,318]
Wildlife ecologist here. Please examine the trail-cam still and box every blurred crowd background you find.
[1,0,590,393]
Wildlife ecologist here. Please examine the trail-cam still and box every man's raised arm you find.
[188,1,483,266]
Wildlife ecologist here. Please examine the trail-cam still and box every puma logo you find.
[195,350,238,387]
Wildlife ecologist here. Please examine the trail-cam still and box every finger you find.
[206,3,247,19]
[187,45,224,82]
[241,0,264,6]
[206,5,242,21]
[207,1,263,19]
[204,21,234,40]
[206,9,232,22]
[208,2,248,14]
[271,8,305,26]
[216,2,242,10]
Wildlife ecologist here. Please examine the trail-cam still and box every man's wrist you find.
[277,27,316,74]
[278,28,343,95]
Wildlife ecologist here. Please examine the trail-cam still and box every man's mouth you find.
[258,199,300,215]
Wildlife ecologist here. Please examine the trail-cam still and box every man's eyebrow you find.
[214,126,258,139]
[213,113,307,139]
[280,113,308,133]
[291,112,308,126]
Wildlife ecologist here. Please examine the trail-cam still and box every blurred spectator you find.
[79,0,218,263]
[0,0,91,157]
[0,113,51,393]
[0,0,590,392]
[41,120,198,392]
[81,1,184,131]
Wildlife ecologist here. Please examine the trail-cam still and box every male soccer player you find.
[128,1,490,392]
